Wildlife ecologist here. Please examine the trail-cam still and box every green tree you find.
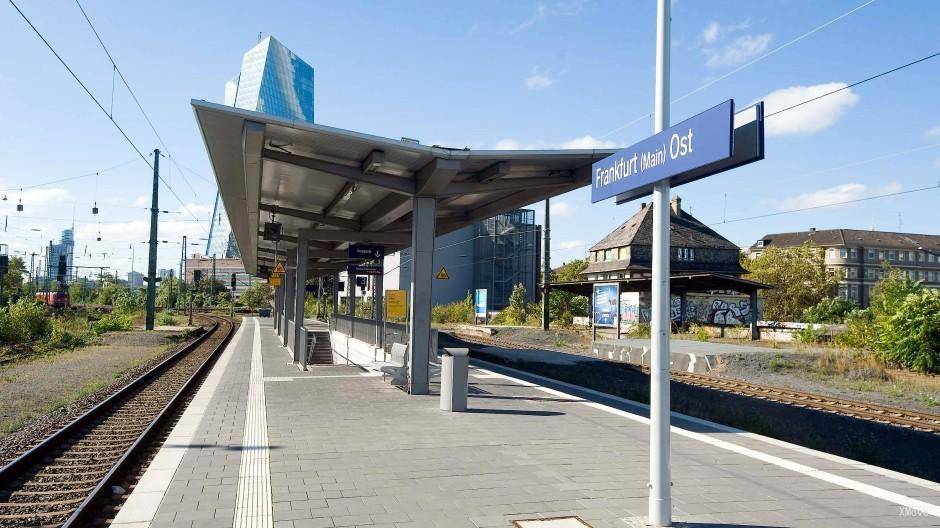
[547,259,589,326]
[155,277,181,309]
[494,283,530,325]
[69,281,89,305]
[743,242,838,321]
[878,289,940,373]
[802,297,858,323]
[240,281,273,311]
[1,256,26,304]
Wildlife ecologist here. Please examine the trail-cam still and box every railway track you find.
[452,330,940,434]
[0,315,236,527]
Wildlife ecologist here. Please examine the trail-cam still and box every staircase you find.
[306,329,334,365]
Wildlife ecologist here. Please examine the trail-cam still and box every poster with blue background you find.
[474,289,487,317]
[593,283,619,327]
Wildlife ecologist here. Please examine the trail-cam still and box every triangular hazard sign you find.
[435,266,449,280]
[272,261,285,274]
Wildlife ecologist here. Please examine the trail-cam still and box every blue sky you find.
[1,0,938,278]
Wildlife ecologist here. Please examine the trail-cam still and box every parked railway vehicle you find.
[35,290,70,309]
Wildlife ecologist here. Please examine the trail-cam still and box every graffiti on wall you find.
[636,294,756,325]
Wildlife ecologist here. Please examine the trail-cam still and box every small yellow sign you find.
[272,261,286,274]
[435,266,449,280]
[268,275,282,287]
[386,290,407,319]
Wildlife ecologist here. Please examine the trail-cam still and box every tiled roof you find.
[590,200,740,251]
[750,229,940,251]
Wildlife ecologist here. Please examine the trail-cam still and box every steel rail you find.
[0,315,235,526]
[453,330,940,434]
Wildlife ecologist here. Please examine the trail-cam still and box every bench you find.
[370,342,441,384]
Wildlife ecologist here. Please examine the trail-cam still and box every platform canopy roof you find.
[192,99,616,276]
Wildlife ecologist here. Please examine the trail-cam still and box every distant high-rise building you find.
[127,270,144,288]
[209,35,315,258]
[158,268,175,280]
[224,35,315,123]
[49,228,74,286]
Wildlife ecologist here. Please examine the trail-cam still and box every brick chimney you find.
[670,196,682,215]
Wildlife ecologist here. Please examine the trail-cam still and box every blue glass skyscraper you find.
[208,36,315,258]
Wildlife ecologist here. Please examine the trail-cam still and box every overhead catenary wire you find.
[7,0,207,233]
[599,0,879,139]
[74,0,202,203]
[711,182,940,226]
[0,158,138,193]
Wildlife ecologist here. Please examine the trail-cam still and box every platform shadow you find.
[464,408,564,416]
[469,393,582,403]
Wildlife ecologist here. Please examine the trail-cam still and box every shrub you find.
[46,315,92,349]
[795,325,827,344]
[112,289,144,314]
[626,323,651,338]
[689,323,710,342]
[492,284,532,326]
[878,289,940,373]
[0,299,49,347]
[156,311,179,326]
[431,292,474,325]
[802,297,857,324]
[93,313,133,334]
[834,309,877,350]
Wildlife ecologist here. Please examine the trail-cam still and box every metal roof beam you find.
[441,173,575,196]
[475,161,510,183]
[298,228,411,245]
[324,182,356,217]
[259,202,360,231]
[415,158,461,196]
[360,194,412,232]
[257,231,334,250]
[263,148,415,195]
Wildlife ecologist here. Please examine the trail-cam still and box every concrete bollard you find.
[440,348,470,412]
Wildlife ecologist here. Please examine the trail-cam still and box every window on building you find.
[850,285,858,299]
[929,253,937,263]
[899,252,906,262]
[676,248,696,261]
[618,247,629,260]
[840,248,847,259]
[827,248,835,258]
[909,251,915,262]
[879,250,885,260]
[757,240,764,248]
[604,249,613,261]
[889,250,896,260]
[867,249,875,260]
[847,267,856,278]
[849,248,857,259]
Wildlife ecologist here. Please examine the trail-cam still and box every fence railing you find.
[331,314,435,354]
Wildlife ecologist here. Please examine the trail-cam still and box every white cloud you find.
[759,82,859,136]
[512,0,586,33]
[179,202,214,217]
[778,182,902,210]
[700,19,751,45]
[525,73,555,90]
[550,201,576,216]
[926,125,940,140]
[702,22,720,44]
[133,195,150,207]
[556,239,584,250]
[704,33,772,68]
[494,138,523,150]
[560,135,618,149]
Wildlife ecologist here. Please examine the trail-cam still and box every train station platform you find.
[112,317,940,528]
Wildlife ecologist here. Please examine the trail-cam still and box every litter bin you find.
[440,348,470,412]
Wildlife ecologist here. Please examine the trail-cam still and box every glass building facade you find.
[224,35,315,123]
[473,210,541,309]
[211,35,315,257]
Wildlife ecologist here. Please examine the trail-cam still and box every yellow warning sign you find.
[268,275,282,287]
[272,261,285,274]
[386,290,407,319]
[435,266,450,280]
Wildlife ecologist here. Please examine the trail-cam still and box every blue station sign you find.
[591,100,734,203]
[348,244,384,260]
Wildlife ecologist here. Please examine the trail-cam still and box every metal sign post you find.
[650,1,671,524]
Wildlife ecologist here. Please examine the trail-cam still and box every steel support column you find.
[294,235,309,367]
[374,272,384,350]
[407,196,436,395]
[749,290,760,340]
[274,279,282,334]
[283,254,296,349]
[332,272,340,318]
